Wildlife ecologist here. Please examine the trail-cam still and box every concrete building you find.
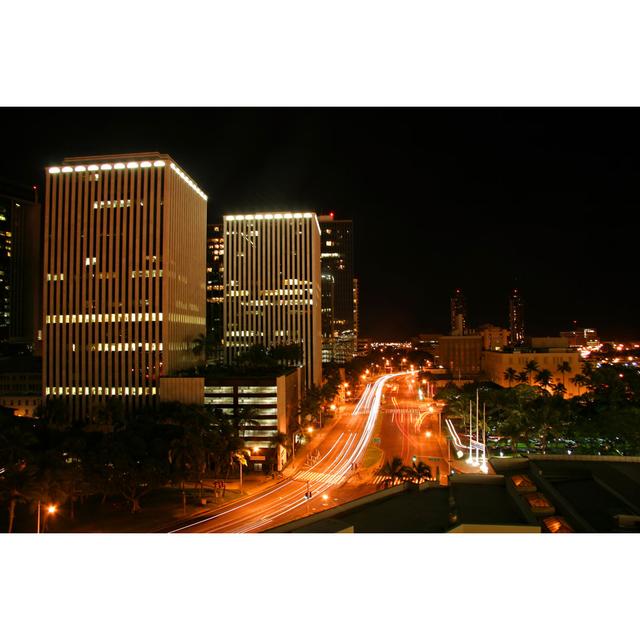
[318,214,357,363]
[0,354,41,417]
[269,455,640,533]
[43,153,207,419]
[560,327,599,348]
[159,367,303,471]
[450,288,467,335]
[477,323,510,351]
[223,212,322,388]
[509,288,525,345]
[439,334,482,377]
[206,223,224,362]
[482,340,583,395]
[0,180,42,351]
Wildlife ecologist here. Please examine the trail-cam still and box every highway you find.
[169,371,410,533]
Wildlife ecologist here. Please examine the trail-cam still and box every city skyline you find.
[1,108,639,341]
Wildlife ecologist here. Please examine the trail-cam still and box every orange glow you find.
[47,505,57,515]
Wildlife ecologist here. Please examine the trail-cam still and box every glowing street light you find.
[37,502,58,533]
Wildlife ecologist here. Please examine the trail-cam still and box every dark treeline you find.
[0,401,268,532]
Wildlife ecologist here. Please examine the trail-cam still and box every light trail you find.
[171,371,412,533]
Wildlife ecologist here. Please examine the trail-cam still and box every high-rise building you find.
[509,288,525,345]
[450,288,466,335]
[206,223,224,362]
[0,180,42,351]
[223,212,322,388]
[43,153,207,418]
[318,213,356,363]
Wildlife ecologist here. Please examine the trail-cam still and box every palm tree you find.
[570,373,589,394]
[552,382,567,397]
[557,361,572,388]
[516,370,529,384]
[534,368,553,390]
[381,457,410,486]
[410,460,432,484]
[525,360,540,385]
[503,367,518,388]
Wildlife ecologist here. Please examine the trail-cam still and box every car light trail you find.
[172,371,413,533]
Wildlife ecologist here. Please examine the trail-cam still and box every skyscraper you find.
[318,213,356,363]
[509,288,525,345]
[450,288,467,335]
[223,212,322,388]
[43,153,207,418]
[0,180,42,351]
[206,222,224,362]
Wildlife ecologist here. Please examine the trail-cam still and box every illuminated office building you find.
[207,223,224,362]
[450,288,467,336]
[318,213,356,363]
[43,152,207,418]
[223,212,322,388]
[509,288,525,345]
[0,181,42,350]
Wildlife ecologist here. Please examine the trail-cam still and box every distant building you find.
[560,327,599,349]
[0,354,42,417]
[223,212,322,388]
[477,324,510,351]
[206,223,224,362]
[482,339,583,395]
[450,289,467,336]
[439,334,482,377]
[508,288,525,345]
[0,180,42,351]
[43,153,207,419]
[319,214,357,363]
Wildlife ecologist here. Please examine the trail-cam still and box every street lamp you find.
[37,502,57,533]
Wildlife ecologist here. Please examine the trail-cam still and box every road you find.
[374,374,452,484]
[169,371,410,533]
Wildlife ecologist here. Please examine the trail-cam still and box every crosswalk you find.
[381,408,422,415]
[294,469,348,486]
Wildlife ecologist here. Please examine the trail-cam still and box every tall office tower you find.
[223,212,322,388]
[450,288,467,335]
[0,180,42,351]
[206,222,224,362]
[509,288,525,345]
[318,213,356,363]
[353,277,359,343]
[43,153,207,418]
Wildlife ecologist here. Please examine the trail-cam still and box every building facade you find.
[43,152,207,418]
[509,288,525,345]
[0,181,42,350]
[450,288,467,336]
[318,214,357,363]
[439,334,482,377]
[223,212,322,388]
[482,347,583,396]
[206,223,224,362]
[477,324,510,351]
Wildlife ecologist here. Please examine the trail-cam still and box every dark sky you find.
[1,108,639,340]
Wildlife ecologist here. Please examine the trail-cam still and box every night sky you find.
[1,108,638,340]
